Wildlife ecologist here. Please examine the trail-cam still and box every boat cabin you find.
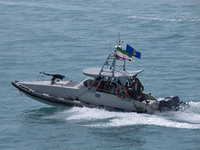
[82,47,145,100]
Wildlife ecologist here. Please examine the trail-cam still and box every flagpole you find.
[123,59,126,71]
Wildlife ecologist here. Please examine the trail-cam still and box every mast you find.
[99,35,126,78]
[116,33,123,46]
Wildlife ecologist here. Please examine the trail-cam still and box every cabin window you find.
[96,79,117,95]
[83,79,94,87]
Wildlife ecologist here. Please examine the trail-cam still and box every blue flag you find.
[126,44,141,59]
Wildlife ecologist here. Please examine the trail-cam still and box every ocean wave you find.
[126,15,200,23]
[0,0,80,11]
[62,101,200,129]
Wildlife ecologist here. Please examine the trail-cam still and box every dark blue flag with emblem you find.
[126,44,141,59]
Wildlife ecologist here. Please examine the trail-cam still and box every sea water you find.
[0,0,200,149]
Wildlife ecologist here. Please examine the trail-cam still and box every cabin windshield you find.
[88,75,146,102]
[91,76,134,94]
[83,79,94,88]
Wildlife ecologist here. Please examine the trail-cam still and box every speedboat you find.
[12,40,186,113]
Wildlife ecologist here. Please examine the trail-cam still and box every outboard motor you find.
[158,96,180,111]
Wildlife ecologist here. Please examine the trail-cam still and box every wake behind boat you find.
[12,40,188,113]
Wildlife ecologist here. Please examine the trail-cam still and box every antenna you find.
[116,33,123,46]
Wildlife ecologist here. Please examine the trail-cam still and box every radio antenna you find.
[116,33,123,46]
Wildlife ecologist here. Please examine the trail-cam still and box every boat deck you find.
[65,81,80,87]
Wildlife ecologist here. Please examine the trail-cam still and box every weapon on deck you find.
[40,72,65,84]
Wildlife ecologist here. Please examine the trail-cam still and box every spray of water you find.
[44,101,200,129]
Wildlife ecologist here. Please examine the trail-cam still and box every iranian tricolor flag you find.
[116,47,132,61]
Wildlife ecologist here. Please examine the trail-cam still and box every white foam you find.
[66,107,119,121]
[127,15,200,22]
[63,105,200,129]
[172,111,200,124]
[188,101,200,109]
[88,112,200,129]
[0,1,80,11]
[41,101,200,129]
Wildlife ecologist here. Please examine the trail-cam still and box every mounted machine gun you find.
[40,72,65,85]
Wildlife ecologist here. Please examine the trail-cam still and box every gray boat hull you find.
[12,80,161,113]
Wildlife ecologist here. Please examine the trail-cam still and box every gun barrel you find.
[40,72,65,80]
[40,72,54,76]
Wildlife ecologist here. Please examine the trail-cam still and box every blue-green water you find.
[1,0,200,149]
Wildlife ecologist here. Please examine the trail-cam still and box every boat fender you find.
[115,86,127,98]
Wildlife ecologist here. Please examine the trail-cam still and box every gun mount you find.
[40,72,65,84]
